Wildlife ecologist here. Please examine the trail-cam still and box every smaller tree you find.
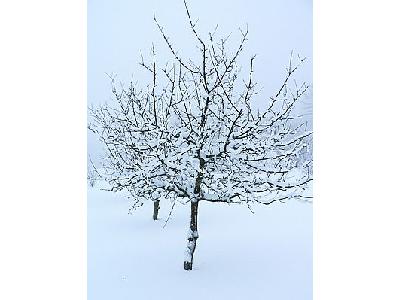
[88,0,312,270]
[88,67,168,220]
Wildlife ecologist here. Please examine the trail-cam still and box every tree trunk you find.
[153,200,160,220]
[184,200,199,270]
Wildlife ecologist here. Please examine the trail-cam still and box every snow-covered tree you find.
[88,0,312,270]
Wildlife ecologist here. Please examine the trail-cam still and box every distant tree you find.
[88,0,312,270]
[87,157,100,188]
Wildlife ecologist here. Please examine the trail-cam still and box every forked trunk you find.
[153,200,160,220]
[184,200,199,270]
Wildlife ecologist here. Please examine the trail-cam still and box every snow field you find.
[88,184,312,300]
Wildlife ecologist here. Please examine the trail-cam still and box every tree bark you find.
[184,200,199,270]
[153,200,160,220]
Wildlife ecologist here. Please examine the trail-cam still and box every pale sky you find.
[88,0,312,158]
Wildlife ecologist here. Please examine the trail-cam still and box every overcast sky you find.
[88,0,312,158]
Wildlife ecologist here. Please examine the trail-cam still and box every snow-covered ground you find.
[88,183,312,300]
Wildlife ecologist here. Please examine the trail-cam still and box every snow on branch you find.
[88,8,312,211]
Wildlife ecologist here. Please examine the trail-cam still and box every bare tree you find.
[88,0,312,270]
